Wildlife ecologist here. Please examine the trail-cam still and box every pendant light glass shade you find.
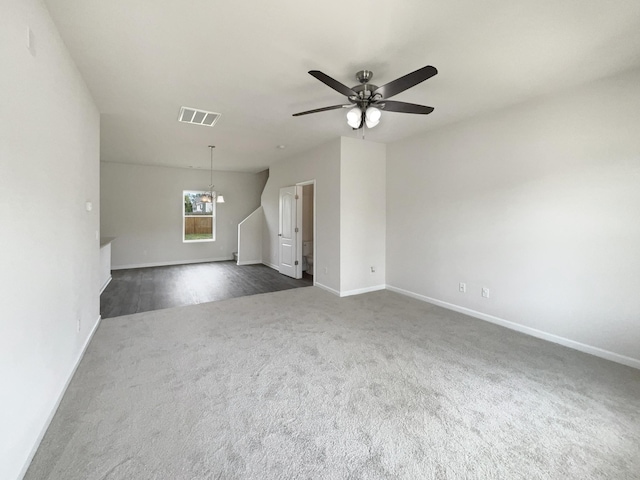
[365,107,381,128]
[346,107,362,129]
[205,145,224,205]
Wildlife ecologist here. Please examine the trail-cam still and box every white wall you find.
[99,241,113,292]
[101,162,267,269]
[262,139,341,293]
[0,1,101,478]
[340,137,386,295]
[387,69,640,365]
[237,206,263,265]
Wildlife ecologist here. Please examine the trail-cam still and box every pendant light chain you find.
[209,145,215,200]
[205,145,225,204]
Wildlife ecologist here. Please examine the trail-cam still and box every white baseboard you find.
[314,282,340,296]
[262,261,279,271]
[18,314,102,480]
[386,285,640,370]
[99,275,112,294]
[112,256,233,270]
[237,260,262,266]
[340,284,386,297]
[315,283,386,298]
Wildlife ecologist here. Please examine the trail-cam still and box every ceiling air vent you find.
[178,106,221,127]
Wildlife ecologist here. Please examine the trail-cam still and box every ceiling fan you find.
[292,65,437,129]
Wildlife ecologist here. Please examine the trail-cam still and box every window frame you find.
[182,190,216,243]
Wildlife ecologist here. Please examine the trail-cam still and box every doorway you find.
[277,180,315,285]
[301,183,315,283]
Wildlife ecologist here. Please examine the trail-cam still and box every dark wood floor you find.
[100,261,313,319]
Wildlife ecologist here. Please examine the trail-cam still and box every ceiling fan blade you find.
[373,65,438,99]
[377,100,434,114]
[292,104,352,116]
[308,71,357,97]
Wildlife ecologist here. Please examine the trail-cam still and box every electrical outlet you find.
[370,266,376,273]
[482,287,490,298]
[324,267,328,274]
[459,282,466,293]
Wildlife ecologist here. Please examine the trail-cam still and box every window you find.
[183,190,216,242]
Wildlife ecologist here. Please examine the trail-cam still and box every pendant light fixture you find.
[201,145,225,204]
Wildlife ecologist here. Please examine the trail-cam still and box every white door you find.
[279,185,302,279]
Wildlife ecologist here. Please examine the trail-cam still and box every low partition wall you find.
[237,206,263,265]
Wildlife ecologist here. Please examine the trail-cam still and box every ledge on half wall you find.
[111,256,234,270]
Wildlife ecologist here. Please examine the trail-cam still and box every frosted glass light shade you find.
[346,107,362,128]
[365,107,381,128]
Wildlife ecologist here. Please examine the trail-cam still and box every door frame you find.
[296,179,316,286]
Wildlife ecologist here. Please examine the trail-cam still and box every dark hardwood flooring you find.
[100,261,313,319]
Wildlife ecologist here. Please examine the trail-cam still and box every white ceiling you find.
[44,0,640,172]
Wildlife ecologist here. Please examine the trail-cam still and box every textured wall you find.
[261,139,342,293]
[387,69,640,364]
[0,1,100,478]
[340,137,386,295]
[101,162,266,269]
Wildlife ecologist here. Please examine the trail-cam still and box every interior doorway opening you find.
[300,183,315,283]
[277,180,316,284]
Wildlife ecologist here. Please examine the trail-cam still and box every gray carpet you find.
[26,288,640,479]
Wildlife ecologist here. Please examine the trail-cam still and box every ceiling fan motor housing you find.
[352,70,378,107]
[351,83,378,102]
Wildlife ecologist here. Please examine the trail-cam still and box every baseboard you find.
[385,285,640,370]
[262,261,279,271]
[99,275,112,294]
[237,260,262,266]
[17,314,102,480]
[112,256,233,270]
[314,282,341,296]
[340,284,386,297]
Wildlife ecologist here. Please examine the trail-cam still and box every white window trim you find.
[183,190,216,243]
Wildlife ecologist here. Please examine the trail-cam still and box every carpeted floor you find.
[26,288,640,479]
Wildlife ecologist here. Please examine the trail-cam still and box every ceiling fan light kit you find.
[293,65,438,131]
[346,107,362,128]
[365,106,381,128]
